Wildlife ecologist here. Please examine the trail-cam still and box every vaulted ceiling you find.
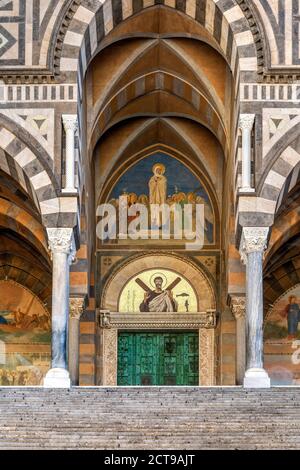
[85,6,233,227]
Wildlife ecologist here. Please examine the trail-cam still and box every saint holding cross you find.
[136,275,180,312]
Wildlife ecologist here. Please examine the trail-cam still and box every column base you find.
[243,368,271,388]
[43,368,71,388]
[239,187,255,193]
[61,187,77,194]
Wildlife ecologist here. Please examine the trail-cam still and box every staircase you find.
[0,387,300,449]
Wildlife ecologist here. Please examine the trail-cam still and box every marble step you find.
[0,387,300,449]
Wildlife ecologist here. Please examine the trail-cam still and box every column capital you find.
[47,228,76,260]
[239,227,269,264]
[62,114,78,132]
[239,114,255,131]
[229,295,246,320]
[69,297,85,320]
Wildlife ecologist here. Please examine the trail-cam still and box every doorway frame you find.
[96,310,216,386]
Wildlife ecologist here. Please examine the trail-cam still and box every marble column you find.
[62,114,77,193]
[240,227,270,388]
[239,114,255,192]
[230,295,246,385]
[44,228,76,388]
[69,297,85,385]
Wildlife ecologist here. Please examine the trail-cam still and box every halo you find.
[152,163,166,175]
[150,272,168,289]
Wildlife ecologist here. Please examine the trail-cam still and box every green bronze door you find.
[117,332,199,386]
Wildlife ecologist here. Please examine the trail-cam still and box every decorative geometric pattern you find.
[0,0,25,65]
[0,23,16,58]
[0,108,54,160]
[262,109,300,159]
[0,0,76,70]
[253,0,300,67]
[0,83,77,102]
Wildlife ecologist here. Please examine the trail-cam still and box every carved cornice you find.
[0,0,81,84]
[51,0,81,78]
[237,0,300,83]
[239,227,269,264]
[98,310,217,329]
[229,295,246,320]
[236,0,264,78]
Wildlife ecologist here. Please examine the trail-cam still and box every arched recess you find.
[0,199,49,258]
[0,145,52,387]
[264,160,300,259]
[94,119,223,216]
[264,168,300,316]
[263,284,300,386]
[0,279,51,386]
[95,143,220,248]
[61,0,257,85]
[101,253,216,312]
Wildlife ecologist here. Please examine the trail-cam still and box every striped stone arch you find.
[0,120,79,229]
[0,122,57,204]
[60,0,258,92]
[275,160,300,215]
[0,146,39,211]
[0,200,48,257]
[0,254,52,305]
[259,122,300,219]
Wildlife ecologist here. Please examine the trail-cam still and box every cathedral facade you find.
[0,0,299,389]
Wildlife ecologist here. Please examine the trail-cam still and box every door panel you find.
[117,332,199,386]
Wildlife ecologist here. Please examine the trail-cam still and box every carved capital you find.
[239,227,269,264]
[229,295,246,320]
[239,114,255,131]
[100,311,111,328]
[47,228,75,258]
[69,297,85,320]
[62,114,78,133]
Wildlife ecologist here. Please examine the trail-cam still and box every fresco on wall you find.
[264,285,300,385]
[105,152,214,245]
[0,280,51,386]
[119,268,198,313]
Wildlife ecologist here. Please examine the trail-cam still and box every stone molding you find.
[199,329,215,386]
[98,311,217,330]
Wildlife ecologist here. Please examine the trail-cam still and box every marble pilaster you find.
[62,114,77,193]
[230,295,246,385]
[69,297,85,385]
[239,114,255,193]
